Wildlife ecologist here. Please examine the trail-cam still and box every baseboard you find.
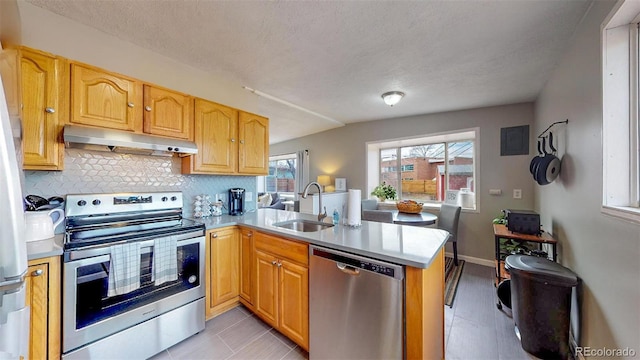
[444,252,494,267]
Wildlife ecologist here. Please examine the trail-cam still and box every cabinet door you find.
[278,259,309,350]
[26,257,60,360]
[239,229,254,305]
[70,63,143,131]
[143,85,192,140]
[206,228,239,318]
[182,98,238,174]
[20,48,65,170]
[238,111,268,175]
[25,262,48,360]
[254,249,279,327]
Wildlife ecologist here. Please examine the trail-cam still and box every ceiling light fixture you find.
[381,91,405,107]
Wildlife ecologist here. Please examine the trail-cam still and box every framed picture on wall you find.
[335,178,346,191]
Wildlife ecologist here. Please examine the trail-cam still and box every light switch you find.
[489,189,502,195]
[246,192,253,202]
[513,189,522,199]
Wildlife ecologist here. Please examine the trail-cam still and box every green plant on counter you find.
[371,182,397,201]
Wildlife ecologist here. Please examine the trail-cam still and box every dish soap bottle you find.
[332,209,340,225]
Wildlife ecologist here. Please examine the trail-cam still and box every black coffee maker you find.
[228,188,245,216]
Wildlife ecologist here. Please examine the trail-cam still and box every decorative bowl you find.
[396,201,424,214]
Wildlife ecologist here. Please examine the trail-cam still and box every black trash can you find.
[505,254,578,359]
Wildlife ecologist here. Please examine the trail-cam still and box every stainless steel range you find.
[62,192,205,360]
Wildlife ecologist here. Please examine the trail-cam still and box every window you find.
[602,1,640,222]
[367,129,478,210]
[264,153,297,194]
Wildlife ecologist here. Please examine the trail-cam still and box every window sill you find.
[377,201,478,214]
[601,205,640,224]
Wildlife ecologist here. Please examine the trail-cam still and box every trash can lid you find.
[505,254,578,287]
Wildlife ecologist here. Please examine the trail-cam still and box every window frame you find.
[367,128,480,212]
[264,153,297,195]
[601,0,640,223]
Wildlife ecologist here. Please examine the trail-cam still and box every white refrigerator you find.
[0,68,30,358]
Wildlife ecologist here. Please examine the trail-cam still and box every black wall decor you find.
[500,125,529,156]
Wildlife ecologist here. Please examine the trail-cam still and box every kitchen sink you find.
[272,219,334,232]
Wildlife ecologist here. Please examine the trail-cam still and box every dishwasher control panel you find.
[311,246,404,280]
[359,262,396,277]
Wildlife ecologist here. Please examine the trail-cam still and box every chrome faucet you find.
[302,181,327,222]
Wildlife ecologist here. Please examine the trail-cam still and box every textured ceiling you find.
[25,0,592,144]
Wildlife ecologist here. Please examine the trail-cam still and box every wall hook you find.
[537,119,568,139]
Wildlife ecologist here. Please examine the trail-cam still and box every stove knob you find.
[188,275,197,284]
[92,199,101,206]
[171,196,177,201]
[167,147,173,151]
[161,196,168,202]
[77,200,87,206]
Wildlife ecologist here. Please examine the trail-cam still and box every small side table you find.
[493,224,557,309]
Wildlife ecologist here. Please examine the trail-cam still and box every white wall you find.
[271,103,535,261]
[534,0,639,352]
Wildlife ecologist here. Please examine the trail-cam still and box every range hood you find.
[63,125,198,156]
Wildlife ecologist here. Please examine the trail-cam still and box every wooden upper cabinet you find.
[19,48,66,170]
[70,63,143,132]
[238,111,269,175]
[143,85,193,140]
[182,98,238,174]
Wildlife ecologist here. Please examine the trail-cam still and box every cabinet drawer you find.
[255,232,308,266]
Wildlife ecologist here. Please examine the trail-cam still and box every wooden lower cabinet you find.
[25,256,61,360]
[205,227,240,319]
[239,228,254,306]
[254,232,309,350]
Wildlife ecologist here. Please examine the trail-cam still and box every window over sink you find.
[367,128,478,210]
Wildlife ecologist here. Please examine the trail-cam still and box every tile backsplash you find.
[24,149,257,217]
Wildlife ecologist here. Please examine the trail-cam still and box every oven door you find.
[62,232,204,354]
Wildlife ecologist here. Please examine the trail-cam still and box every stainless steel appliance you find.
[62,192,205,359]
[309,246,405,359]
[228,188,245,215]
[0,66,30,359]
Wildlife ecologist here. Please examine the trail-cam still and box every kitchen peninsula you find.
[198,208,449,360]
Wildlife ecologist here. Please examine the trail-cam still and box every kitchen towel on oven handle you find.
[108,242,142,297]
[152,235,178,286]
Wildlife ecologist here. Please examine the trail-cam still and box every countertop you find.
[195,209,449,269]
[26,234,64,261]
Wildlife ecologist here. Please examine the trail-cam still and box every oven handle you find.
[65,232,204,261]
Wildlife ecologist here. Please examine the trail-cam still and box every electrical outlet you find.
[246,192,253,202]
[217,193,226,202]
[513,189,522,199]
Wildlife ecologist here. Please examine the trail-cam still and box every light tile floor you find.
[152,263,534,360]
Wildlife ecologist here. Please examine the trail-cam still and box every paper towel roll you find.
[346,189,361,226]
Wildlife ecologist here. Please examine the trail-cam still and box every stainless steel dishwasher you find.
[309,245,405,359]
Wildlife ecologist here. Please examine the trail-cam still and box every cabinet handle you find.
[32,269,43,277]
[240,140,245,144]
[271,260,277,265]
[145,106,152,112]
[44,107,55,114]
[247,232,252,237]
[128,102,135,108]
[277,262,282,267]
[231,138,236,143]
[212,233,218,238]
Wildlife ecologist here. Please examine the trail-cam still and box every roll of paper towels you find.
[346,189,361,226]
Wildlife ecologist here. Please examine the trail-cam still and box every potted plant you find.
[371,182,397,201]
